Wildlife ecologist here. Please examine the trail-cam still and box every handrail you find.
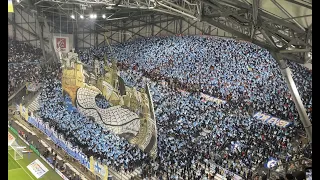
[8,84,26,102]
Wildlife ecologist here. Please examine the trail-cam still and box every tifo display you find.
[8,35,312,179]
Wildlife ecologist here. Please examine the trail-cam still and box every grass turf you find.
[8,128,63,180]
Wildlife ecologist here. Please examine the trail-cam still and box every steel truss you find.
[153,0,311,64]
[19,0,311,63]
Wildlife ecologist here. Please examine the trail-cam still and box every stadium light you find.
[70,14,75,19]
[90,14,97,19]
[102,14,106,19]
[80,15,84,19]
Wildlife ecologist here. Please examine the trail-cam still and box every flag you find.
[90,156,108,180]
[102,165,108,180]
[8,0,14,12]
[264,157,278,168]
[90,156,94,172]
[24,107,29,121]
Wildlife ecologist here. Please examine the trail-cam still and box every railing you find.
[8,84,27,107]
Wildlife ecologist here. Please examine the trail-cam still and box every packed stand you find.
[8,63,41,97]
[79,36,312,124]
[38,65,149,173]
[95,94,111,109]
[117,69,309,179]
[77,36,312,178]
[8,38,42,63]
[8,39,42,97]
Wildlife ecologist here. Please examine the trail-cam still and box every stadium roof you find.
[16,0,312,64]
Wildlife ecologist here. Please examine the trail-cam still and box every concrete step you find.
[28,94,40,112]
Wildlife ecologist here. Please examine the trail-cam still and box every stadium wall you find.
[75,14,235,50]
[9,8,236,51]
[8,8,51,51]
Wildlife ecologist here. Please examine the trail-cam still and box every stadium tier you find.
[9,2,312,179]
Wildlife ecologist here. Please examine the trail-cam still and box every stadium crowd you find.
[78,36,312,178]
[8,38,42,63]
[9,35,312,179]
[122,71,312,179]
[95,94,111,109]
[8,38,42,97]
[38,65,150,173]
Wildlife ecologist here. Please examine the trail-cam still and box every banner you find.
[19,104,29,120]
[30,144,40,156]
[8,132,15,146]
[253,112,291,128]
[89,156,108,180]
[25,107,29,121]
[90,156,94,172]
[200,93,226,105]
[28,116,90,169]
[54,36,70,53]
[10,126,19,136]
[27,159,49,179]
[8,0,13,12]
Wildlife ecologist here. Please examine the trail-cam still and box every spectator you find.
[32,35,312,179]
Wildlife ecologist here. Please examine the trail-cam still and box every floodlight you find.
[90,14,97,19]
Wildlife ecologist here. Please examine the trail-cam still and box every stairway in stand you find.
[28,93,40,113]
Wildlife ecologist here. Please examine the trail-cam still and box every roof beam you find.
[76,17,179,34]
[260,29,276,47]
[202,16,275,51]
[8,17,49,43]
[270,0,305,32]
[203,0,250,23]
[285,0,312,9]
[216,0,305,33]
[279,48,311,54]
[252,0,259,25]
[251,0,259,39]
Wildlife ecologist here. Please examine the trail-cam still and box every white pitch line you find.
[8,168,22,172]
[8,152,35,180]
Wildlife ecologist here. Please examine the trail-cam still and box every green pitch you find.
[8,128,63,180]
